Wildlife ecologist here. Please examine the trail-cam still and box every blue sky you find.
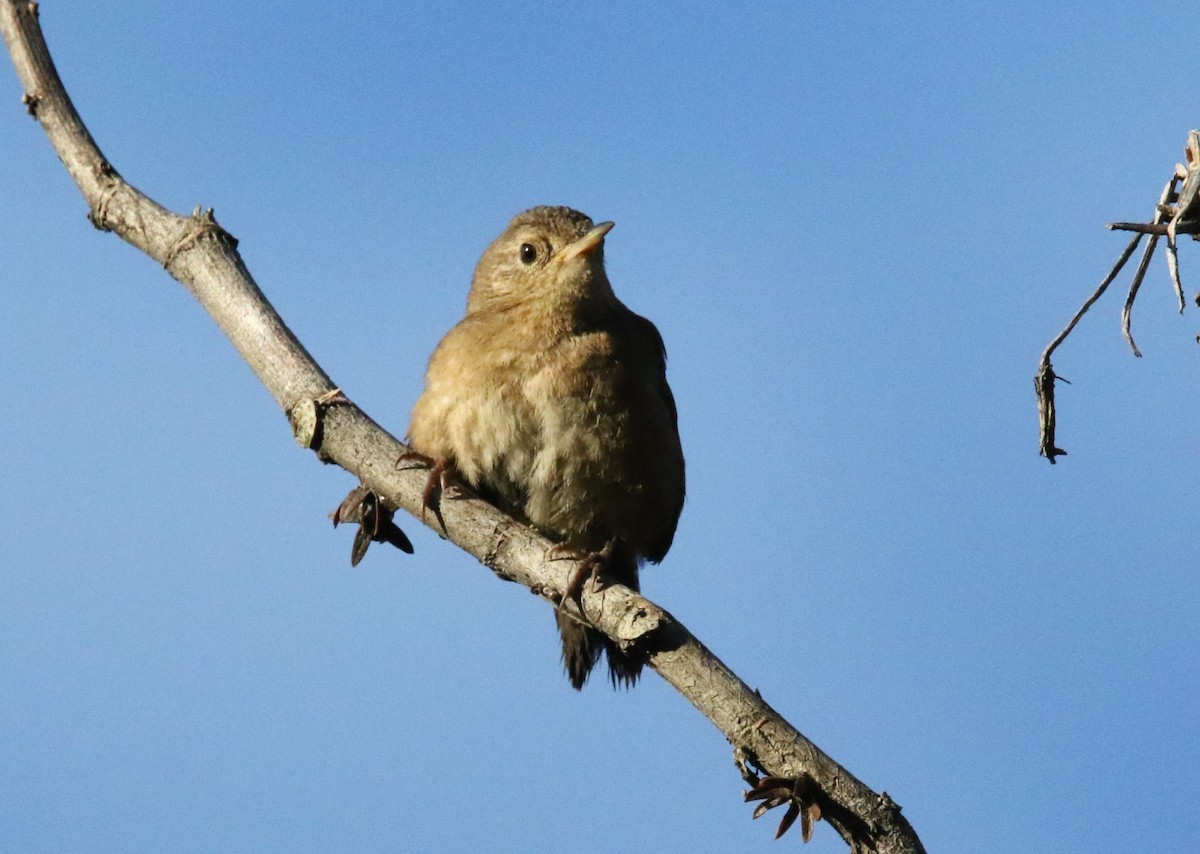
[2,2,1198,852]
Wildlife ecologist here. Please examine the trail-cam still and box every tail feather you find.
[602,632,643,688]
[556,615,643,689]
[556,543,644,690]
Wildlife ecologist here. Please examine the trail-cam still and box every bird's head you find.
[466,206,617,318]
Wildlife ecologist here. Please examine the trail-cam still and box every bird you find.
[405,205,685,689]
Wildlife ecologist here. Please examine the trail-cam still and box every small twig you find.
[1036,233,1142,462]
[1121,233,1158,358]
[1166,228,1184,314]
[1042,233,1143,362]
[1107,220,1200,236]
[1167,147,1200,312]
[1121,175,1181,357]
[1165,177,1187,314]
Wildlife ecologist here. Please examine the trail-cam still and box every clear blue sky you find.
[3,3,1197,852]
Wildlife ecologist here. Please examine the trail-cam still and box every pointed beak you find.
[555,221,614,263]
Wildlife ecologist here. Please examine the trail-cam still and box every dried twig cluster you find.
[1036,130,1200,463]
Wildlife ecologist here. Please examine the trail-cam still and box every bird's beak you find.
[555,221,614,263]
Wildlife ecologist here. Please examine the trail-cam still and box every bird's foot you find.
[547,539,615,612]
[330,484,413,566]
[744,773,822,842]
[396,451,464,533]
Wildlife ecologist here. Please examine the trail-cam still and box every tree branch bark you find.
[1,4,924,851]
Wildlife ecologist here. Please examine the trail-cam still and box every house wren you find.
[406,206,685,689]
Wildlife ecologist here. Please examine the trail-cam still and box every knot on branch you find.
[163,206,238,270]
[289,388,350,455]
[609,594,663,651]
[86,163,120,232]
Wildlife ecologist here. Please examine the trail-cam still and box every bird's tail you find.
[556,546,643,689]
[556,616,643,689]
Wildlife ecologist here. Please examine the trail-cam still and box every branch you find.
[1,4,924,852]
[1036,131,1200,462]
[1107,220,1200,236]
[1035,233,1141,461]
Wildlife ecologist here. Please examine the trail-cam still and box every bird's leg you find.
[396,451,463,533]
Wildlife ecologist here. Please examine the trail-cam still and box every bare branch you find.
[1121,231,1159,358]
[1,4,924,852]
[1036,130,1200,462]
[1107,220,1200,235]
[1035,233,1141,461]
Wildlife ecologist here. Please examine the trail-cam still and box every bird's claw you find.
[330,484,414,566]
[552,540,615,612]
[745,774,822,842]
[396,452,465,533]
[735,749,824,842]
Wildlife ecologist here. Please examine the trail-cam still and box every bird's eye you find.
[519,243,538,265]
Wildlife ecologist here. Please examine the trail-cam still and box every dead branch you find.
[1,3,924,851]
[1036,130,1200,463]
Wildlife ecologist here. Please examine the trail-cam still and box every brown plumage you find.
[406,206,685,688]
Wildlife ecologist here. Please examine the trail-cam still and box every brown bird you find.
[406,205,685,689]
